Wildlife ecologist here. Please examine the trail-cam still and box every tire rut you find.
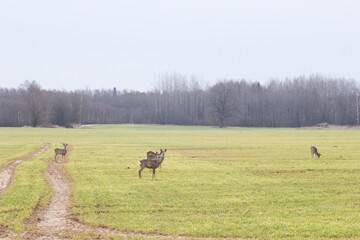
[0,143,50,196]
[37,160,71,233]
[35,146,98,239]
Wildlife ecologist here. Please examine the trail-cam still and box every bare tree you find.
[0,88,24,126]
[20,80,45,127]
[51,92,73,127]
[210,81,235,128]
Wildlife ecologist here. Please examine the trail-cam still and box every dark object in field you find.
[54,143,68,162]
[310,146,321,158]
[139,149,167,178]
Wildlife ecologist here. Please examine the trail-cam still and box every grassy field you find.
[0,145,52,232]
[0,128,45,169]
[1,125,360,238]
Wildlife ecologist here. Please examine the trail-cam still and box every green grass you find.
[1,125,360,238]
[0,127,45,168]
[0,144,53,232]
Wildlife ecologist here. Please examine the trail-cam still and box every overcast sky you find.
[1,0,360,92]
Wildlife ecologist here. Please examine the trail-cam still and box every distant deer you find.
[139,149,167,178]
[54,143,68,162]
[139,152,161,179]
[310,146,321,158]
[147,149,167,167]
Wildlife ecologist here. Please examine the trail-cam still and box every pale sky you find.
[1,0,360,92]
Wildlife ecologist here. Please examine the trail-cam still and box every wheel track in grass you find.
[0,143,50,196]
[0,143,50,239]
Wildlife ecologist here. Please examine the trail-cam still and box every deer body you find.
[147,149,167,168]
[54,143,68,162]
[139,149,167,178]
[310,146,321,158]
[146,151,157,160]
[139,153,161,179]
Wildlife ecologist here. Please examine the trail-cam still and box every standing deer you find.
[147,149,167,167]
[54,143,68,162]
[139,152,162,179]
[310,146,321,158]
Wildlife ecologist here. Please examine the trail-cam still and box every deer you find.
[54,143,68,162]
[147,149,167,167]
[139,149,167,179]
[139,151,161,179]
[310,146,321,158]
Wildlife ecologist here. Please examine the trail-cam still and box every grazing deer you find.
[147,149,167,167]
[54,143,68,162]
[139,152,161,179]
[310,146,321,158]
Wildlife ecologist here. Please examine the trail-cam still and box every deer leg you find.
[139,165,146,179]
[152,168,156,179]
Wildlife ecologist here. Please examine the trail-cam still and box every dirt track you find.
[37,160,73,233]
[0,143,50,196]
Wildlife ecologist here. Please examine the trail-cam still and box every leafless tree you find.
[210,81,235,128]
[20,80,45,127]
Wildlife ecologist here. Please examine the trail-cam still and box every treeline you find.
[0,74,359,128]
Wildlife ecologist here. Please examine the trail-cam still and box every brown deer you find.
[139,151,161,179]
[147,149,167,167]
[54,143,68,162]
[310,146,321,158]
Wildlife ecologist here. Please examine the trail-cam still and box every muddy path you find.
[37,160,73,233]
[34,158,90,239]
[0,143,50,196]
